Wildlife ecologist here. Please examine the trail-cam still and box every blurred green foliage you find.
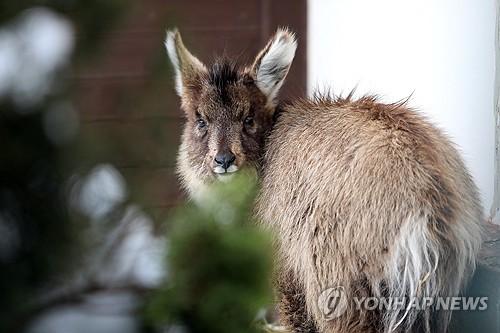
[146,175,273,333]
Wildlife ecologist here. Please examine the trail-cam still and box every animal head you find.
[165,28,297,199]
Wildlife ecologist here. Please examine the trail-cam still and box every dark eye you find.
[196,118,207,129]
[244,116,254,126]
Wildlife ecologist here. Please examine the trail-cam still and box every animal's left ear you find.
[165,29,207,97]
[249,28,297,107]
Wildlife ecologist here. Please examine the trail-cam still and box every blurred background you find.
[0,1,497,333]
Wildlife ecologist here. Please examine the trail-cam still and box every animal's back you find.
[257,96,483,332]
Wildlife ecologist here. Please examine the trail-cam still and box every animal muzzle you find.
[213,151,238,174]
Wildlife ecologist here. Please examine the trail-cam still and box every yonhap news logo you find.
[318,286,488,320]
[318,286,349,320]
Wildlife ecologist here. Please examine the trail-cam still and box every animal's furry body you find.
[165,28,484,332]
[256,95,483,332]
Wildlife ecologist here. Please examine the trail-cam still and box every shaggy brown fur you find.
[278,269,319,332]
[165,28,484,333]
[257,94,483,332]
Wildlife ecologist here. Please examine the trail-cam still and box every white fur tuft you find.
[255,28,297,106]
[381,212,480,333]
[384,217,441,332]
[165,29,183,95]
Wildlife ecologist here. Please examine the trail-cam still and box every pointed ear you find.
[250,28,297,107]
[165,29,207,96]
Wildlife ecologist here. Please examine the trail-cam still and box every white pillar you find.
[308,0,496,216]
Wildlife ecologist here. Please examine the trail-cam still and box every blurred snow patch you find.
[28,205,167,333]
[92,205,167,288]
[32,162,169,333]
[27,292,141,333]
[73,164,127,220]
[69,164,166,288]
[0,7,73,108]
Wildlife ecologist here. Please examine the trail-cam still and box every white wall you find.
[308,0,496,214]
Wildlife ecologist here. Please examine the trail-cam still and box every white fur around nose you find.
[213,165,239,175]
[255,29,297,105]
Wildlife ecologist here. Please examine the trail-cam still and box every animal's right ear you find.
[165,29,207,97]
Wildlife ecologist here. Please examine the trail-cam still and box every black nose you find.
[214,152,236,170]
